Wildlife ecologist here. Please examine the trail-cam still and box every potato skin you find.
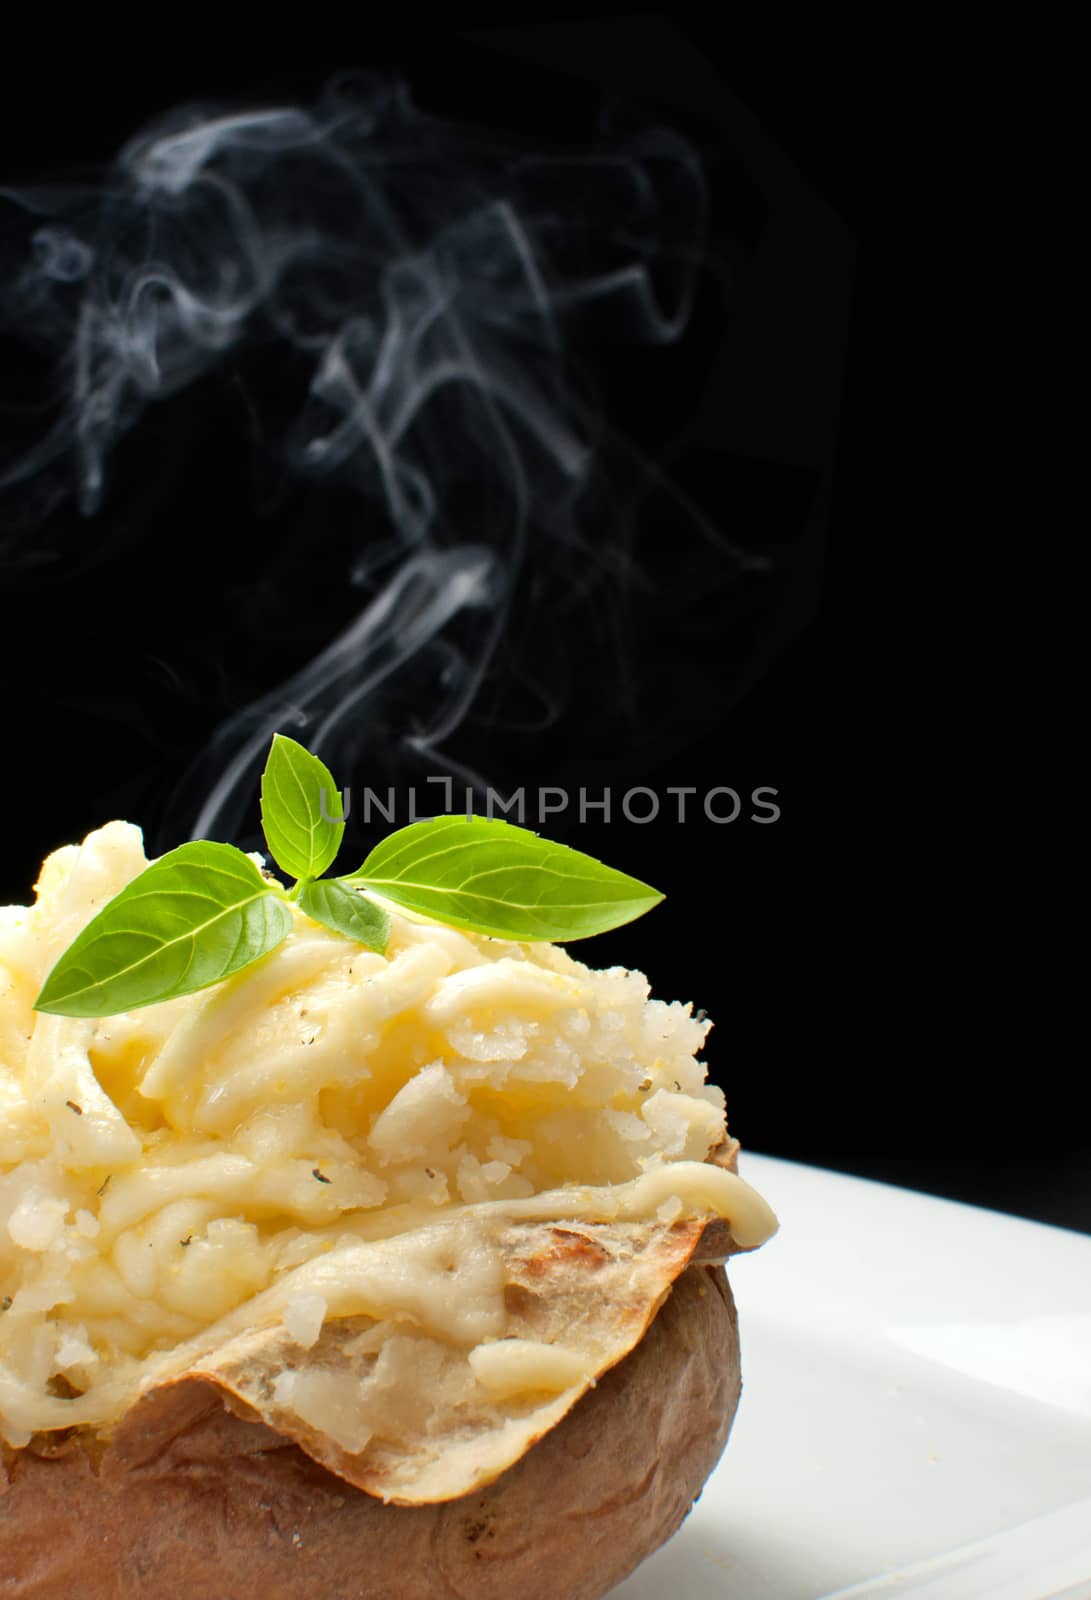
[0,1265,740,1600]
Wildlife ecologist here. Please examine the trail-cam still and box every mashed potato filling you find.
[0,822,775,1457]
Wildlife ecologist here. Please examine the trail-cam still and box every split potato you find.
[1,826,775,1596]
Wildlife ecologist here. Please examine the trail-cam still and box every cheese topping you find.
[0,821,776,1447]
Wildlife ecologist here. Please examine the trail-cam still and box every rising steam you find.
[0,72,758,843]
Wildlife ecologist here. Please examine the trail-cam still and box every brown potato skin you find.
[0,1265,740,1599]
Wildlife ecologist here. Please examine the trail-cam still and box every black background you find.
[0,18,1081,1229]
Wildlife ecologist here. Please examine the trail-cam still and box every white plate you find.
[607,1154,1091,1600]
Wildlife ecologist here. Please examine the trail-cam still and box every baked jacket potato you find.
[0,825,775,1596]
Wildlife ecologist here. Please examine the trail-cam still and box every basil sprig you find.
[34,737,662,1018]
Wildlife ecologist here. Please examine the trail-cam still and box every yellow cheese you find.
[0,822,776,1445]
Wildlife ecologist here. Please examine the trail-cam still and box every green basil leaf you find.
[260,733,344,882]
[348,816,663,941]
[298,878,390,953]
[33,841,292,1018]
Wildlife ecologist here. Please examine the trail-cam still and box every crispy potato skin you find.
[0,1265,740,1600]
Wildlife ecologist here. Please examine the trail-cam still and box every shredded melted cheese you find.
[0,822,775,1448]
